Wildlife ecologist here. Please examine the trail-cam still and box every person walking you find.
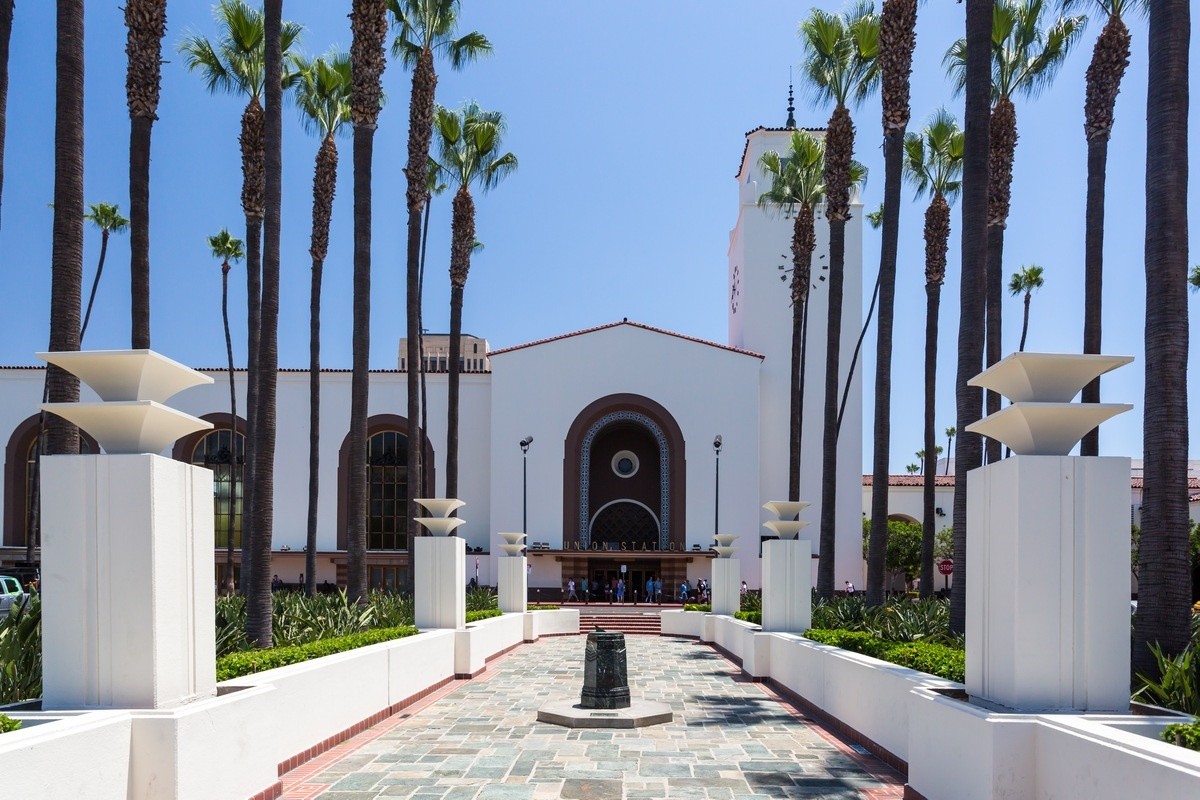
[567,577,578,602]
[580,576,589,604]
[616,578,626,604]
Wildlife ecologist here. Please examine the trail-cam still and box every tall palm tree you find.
[757,130,827,504]
[180,1,302,589]
[1189,265,1200,290]
[208,228,245,595]
[346,0,389,603]
[46,0,85,456]
[390,0,491,591]
[904,107,964,598]
[1135,0,1190,682]
[0,0,14,227]
[915,450,926,474]
[245,0,286,648]
[295,51,351,596]
[418,161,447,452]
[906,463,920,475]
[433,101,517,502]
[800,2,879,599]
[951,0,994,636]
[866,0,918,608]
[944,425,956,475]
[1069,0,1145,457]
[946,0,1084,463]
[125,0,167,350]
[80,203,130,342]
[835,168,874,435]
[1009,263,1045,351]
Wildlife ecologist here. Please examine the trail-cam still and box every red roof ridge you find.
[488,320,764,359]
[737,125,827,177]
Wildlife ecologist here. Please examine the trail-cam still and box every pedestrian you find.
[567,577,578,602]
[844,580,855,596]
[580,576,589,604]
[740,580,748,597]
[645,575,653,603]
[616,578,626,604]
[680,580,690,603]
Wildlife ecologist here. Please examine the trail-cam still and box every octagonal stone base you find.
[537,699,673,729]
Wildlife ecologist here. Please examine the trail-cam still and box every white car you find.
[0,575,26,617]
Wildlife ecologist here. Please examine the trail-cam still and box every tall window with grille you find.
[189,429,245,548]
[368,430,409,550]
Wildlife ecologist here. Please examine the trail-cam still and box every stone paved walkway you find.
[281,636,904,800]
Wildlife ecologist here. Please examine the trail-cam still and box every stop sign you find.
[938,559,954,576]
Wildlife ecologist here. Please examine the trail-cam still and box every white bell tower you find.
[727,90,864,587]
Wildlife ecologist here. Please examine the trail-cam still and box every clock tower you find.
[727,98,864,587]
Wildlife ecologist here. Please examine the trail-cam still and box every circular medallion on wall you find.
[611,449,640,479]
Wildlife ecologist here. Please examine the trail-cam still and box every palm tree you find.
[390,0,492,592]
[80,203,130,342]
[946,0,1084,463]
[208,229,245,595]
[46,0,85,456]
[800,2,879,599]
[0,0,14,227]
[346,0,389,603]
[944,425,956,475]
[904,107,964,598]
[295,51,351,596]
[418,161,447,454]
[951,0,994,636]
[125,0,167,350]
[180,1,303,589]
[905,463,920,475]
[1009,263,1045,351]
[1134,0,1190,681]
[1070,0,1145,457]
[866,0,918,608]
[915,450,926,474]
[433,101,517,502]
[1189,265,1200,290]
[757,130,827,504]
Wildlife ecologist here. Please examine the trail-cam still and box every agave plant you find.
[0,595,41,704]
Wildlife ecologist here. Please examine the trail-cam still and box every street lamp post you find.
[713,435,722,540]
[520,436,533,534]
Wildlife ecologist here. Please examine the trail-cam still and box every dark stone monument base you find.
[581,685,630,709]
[581,631,630,710]
[537,699,673,729]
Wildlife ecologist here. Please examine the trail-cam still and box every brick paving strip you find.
[280,635,905,800]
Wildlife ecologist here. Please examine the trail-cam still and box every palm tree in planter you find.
[294,51,351,596]
[799,1,879,599]
[1008,263,1045,351]
[904,107,963,597]
[1069,0,1146,457]
[180,1,303,589]
[80,203,130,342]
[389,0,492,591]
[757,130,827,505]
[124,0,168,350]
[946,0,1083,463]
[432,101,517,502]
[208,228,245,594]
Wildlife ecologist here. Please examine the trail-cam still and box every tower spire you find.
[786,69,796,128]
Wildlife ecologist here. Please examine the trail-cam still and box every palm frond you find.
[447,31,492,70]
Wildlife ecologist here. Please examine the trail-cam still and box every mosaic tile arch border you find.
[578,410,670,549]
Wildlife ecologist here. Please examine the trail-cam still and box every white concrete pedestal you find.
[967,455,1130,711]
[498,556,527,613]
[762,539,812,633]
[711,559,740,616]
[415,536,466,630]
[41,454,216,710]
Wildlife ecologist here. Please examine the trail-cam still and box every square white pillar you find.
[498,556,527,613]
[711,559,741,616]
[967,455,1131,711]
[762,539,812,633]
[41,454,216,710]
[415,536,466,630]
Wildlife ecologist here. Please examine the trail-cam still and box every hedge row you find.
[1163,721,1200,752]
[216,626,419,681]
[804,628,965,683]
[466,609,503,623]
[734,611,761,624]
[0,713,20,734]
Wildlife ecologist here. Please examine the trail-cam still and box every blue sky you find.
[1,1,1197,470]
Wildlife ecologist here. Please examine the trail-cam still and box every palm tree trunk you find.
[1019,291,1031,351]
[1079,135,1107,455]
[221,263,237,593]
[867,128,906,607]
[446,185,475,501]
[818,219,846,600]
[1134,0,1191,681]
[247,0,282,649]
[788,293,802,502]
[0,0,14,229]
[921,282,940,599]
[79,229,110,342]
[347,125,373,603]
[984,98,1016,465]
[945,432,952,475]
[239,95,265,594]
[789,205,815,503]
[984,225,1003,463]
[837,267,880,433]
[952,0,993,636]
[418,191,433,459]
[47,0,84,456]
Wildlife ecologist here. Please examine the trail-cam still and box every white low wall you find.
[0,710,133,799]
[660,610,704,638]
[456,613,525,676]
[524,607,579,640]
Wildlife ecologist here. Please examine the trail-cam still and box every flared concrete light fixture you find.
[967,352,1132,403]
[762,500,809,520]
[414,516,467,536]
[414,498,466,518]
[498,532,527,556]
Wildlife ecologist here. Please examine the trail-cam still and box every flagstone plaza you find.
[279,635,904,800]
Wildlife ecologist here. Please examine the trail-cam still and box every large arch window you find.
[4,414,96,548]
[189,428,245,549]
[368,430,408,551]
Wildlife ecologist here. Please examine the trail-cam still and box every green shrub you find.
[809,596,961,647]
[1162,721,1200,752]
[528,605,559,611]
[683,604,710,612]
[466,609,503,623]
[734,611,761,625]
[1134,643,1200,715]
[0,596,41,704]
[216,625,418,681]
[0,713,21,734]
[740,591,762,613]
[804,628,965,683]
[466,586,498,612]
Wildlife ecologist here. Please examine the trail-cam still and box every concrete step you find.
[577,614,662,635]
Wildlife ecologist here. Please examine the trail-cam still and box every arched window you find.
[4,414,96,548]
[189,428,245,548]
[368,430,408,551]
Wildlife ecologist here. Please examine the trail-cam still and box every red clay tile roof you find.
[487,320,764,359]
[737,125,826,176]
[866,475,1200,491]
[1130,476,1200,489]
